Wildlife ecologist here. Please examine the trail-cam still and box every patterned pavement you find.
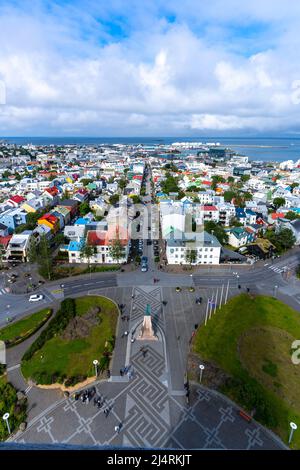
[12,286,285,449]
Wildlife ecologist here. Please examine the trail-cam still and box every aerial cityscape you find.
[0,0,300,460]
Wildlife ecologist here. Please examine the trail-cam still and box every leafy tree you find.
[242,191,253,201]
[109,238,125,264]
[185,249,197,266]
[118,178,127,191]
[227,176,235,183]
[204,221,228,245]
[109,194,120,205]
[230,217,244,228]
[161,175,180,194]
[284,211,300,221]
[27,241,39,264]
[38,235,53,280]
[211,175,225,190]
[80,242,95,265]
[273,197,286,210]
[266,228,296,253]
[79,201,90,216]
[240,174,250,183]
[223,190,236,203]
[80,178,93,187]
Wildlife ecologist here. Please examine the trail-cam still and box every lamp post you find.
[3,412,10,435]
[93,359,99,377]
[199,364,205,383]
[289,422,297,445]
[274,285,278,299]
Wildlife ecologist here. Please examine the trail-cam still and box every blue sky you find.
[1,0,300,136]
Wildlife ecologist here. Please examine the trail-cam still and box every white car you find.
[29,294,44,302]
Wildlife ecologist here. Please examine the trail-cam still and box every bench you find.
[238,410,252,423]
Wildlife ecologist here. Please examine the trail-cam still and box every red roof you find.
[202,180,212,186]
[45,187,59,196]
[39,213,58,224]
[271,212,284,220]
[0,235,12,247]
[201,205,218,211]
[87,230,107,246]
[9,195,25,204]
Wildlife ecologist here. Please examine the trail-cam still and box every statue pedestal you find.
[139,315,157,341]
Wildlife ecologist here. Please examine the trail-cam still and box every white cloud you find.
[1,1,300,135]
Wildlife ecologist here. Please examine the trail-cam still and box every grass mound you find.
[192,294,300,448]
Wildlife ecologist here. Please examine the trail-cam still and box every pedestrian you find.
[114,425,120,433]
[120,368,124,376]
[124,331,129,336]
[177,335,180,341]
[131,294,134,299]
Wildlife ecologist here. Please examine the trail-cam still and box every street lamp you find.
[199,364,205,383]
[3,412,10,435]
[93,359,99,377]
[274,285,278,298]
[289,422,297,445]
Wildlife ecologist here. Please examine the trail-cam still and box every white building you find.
[166,229,221,265]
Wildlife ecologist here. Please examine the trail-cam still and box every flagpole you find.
[219,284,224,309]
[204,298,210,326]
[214,288,218,315]
[224,280,229,305]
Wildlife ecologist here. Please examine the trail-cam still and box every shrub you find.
[99,355,110,371]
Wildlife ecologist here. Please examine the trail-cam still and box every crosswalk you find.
[0,287,9,295]
[264,264,287,274]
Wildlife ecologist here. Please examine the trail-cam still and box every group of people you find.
[120,364,134,379]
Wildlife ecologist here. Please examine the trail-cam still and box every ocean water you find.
[1,136,300,162]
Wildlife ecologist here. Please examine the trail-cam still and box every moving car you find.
[29,294,44,302]
[141,256,148,272]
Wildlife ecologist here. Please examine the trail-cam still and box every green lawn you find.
[0,309,52,345]
[192,294,300,449]
[21,296,118,386]
[0,376,27,441]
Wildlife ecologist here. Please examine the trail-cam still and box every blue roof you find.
[74,217,89,225]
[68,240,84,251]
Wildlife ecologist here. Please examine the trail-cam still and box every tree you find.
[227,176,235,183]
[204,221,228,245]
[230,217,244,228]
[273,197,286,210]
[266,228,296,253]
[161,175,180,194]
[223,190,236,203]
[185,249,197,267]
[130,195,142,204]
[118,178,127,191]
[211,175,225,190]
[243,191,253,201]
[240,174,250,183]
[109,194,120,205]
[284,211,300,221]
[109,238,125,264]
[79,201,90,216]
[80,242,95,265]
[27,241,39,264]
[38,235,53,280]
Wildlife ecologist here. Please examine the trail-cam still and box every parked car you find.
[29,294,44,302]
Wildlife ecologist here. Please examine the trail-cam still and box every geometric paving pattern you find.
[12,286,286,449]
